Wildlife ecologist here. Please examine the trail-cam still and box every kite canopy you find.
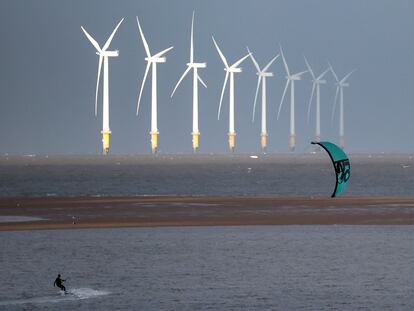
[312,141,350,198]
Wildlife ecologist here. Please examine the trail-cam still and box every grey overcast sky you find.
[0,0,413,154]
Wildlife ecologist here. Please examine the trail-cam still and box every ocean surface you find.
[1,153,414,197]
[1,226,414,310]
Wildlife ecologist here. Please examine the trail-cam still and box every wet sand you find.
[0,196,414,231]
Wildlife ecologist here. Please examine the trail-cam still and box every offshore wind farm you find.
[1,1,412,155]
[80,14,355,155]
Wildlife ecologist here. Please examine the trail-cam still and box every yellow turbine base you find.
[228,132,236,152]
[289,134,295,152]
[192,132,200,153]
[101,131,111,155]
[151,132,159,154]
[261,133,268,152]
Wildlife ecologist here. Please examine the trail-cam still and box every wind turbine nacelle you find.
[146,57,166,63]
[341,83,349,87]
[260,72,273,77]
[289,75,302,81]
[97,50,119,57]
[188,62,207,68]
[227,67,242,73]
[318,80,327,84]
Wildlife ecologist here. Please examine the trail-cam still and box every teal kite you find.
[312,141,350,198]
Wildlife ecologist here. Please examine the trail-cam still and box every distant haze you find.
[0,0,413,154]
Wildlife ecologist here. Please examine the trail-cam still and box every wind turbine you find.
[304,56,330,143]
[171,12,207,152]
[277,46,307,151]
[81,18,124,154]
[247,47,279,152]
[136,17,174,154]
[329,62,356,149]
[212,37,250,152]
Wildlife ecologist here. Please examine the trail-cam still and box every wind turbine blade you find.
[307,83,316,123]
[190,11,194,63]
[252,76,262,122]
[262,54,279,72]
[218,71,229,120]
[197,74,207,88]
[212,36,229,68]
[102,18,124,51]
[231,53,251,68]
[340,69,356,83]
[136,17,151,57]
[303,55,315,80]
[293,70,308,77]
[331,86,339,123]
[81,26,102,52]
[95,55,103,116]
[277,80,290,120]
[171,66,192,98]
[328,61,339,82]
[153,46,174,58]
[247,47,261,72]
[279,45,290,76]
[317,68,330,80]
[136,62,151,115]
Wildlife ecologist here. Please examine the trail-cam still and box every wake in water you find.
[0,288,110,306]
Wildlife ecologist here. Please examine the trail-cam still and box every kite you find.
[312,141,350,198]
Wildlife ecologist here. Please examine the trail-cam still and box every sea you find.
[1,154,414,310]
[0,153,414,197]
[1,226,414,310]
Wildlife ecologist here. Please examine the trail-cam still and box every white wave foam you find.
[0,288,109,306]
[68,288,110,299]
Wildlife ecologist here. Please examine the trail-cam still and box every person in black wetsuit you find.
[53,274,66,292]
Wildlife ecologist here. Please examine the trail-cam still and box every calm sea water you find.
[1,226,413,310]
[1,153,414,197]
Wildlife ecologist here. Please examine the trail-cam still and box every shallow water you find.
[1,153,414,197]
[0,216,46,223]
[1,226,414,310]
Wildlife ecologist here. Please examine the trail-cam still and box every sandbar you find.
[1,196,414,231]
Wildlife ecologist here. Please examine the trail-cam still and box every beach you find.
[1,196,414,231]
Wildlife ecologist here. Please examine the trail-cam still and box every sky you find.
[0,0,413,154]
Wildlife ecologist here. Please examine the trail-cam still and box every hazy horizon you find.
[0,1,413,154]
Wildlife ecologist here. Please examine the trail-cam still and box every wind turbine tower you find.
[81,18,124,154]
[136,17,174,154]
[247,47,279,152]
[277,46,307,151]
[329,62,356,149]
[171,12,207,152]
[304,56,329,143]
[212,37,250,152]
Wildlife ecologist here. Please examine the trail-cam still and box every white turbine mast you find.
[212,36,250,152]
[136,16,174,154]
[277,45,307,151]
[247,47,279,152]
[81,18,124,155]
[304,56,330,144]
[329,62,356,149]
[171,11,207,152]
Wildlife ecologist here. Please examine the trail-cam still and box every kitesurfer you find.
[53,274,66,292]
